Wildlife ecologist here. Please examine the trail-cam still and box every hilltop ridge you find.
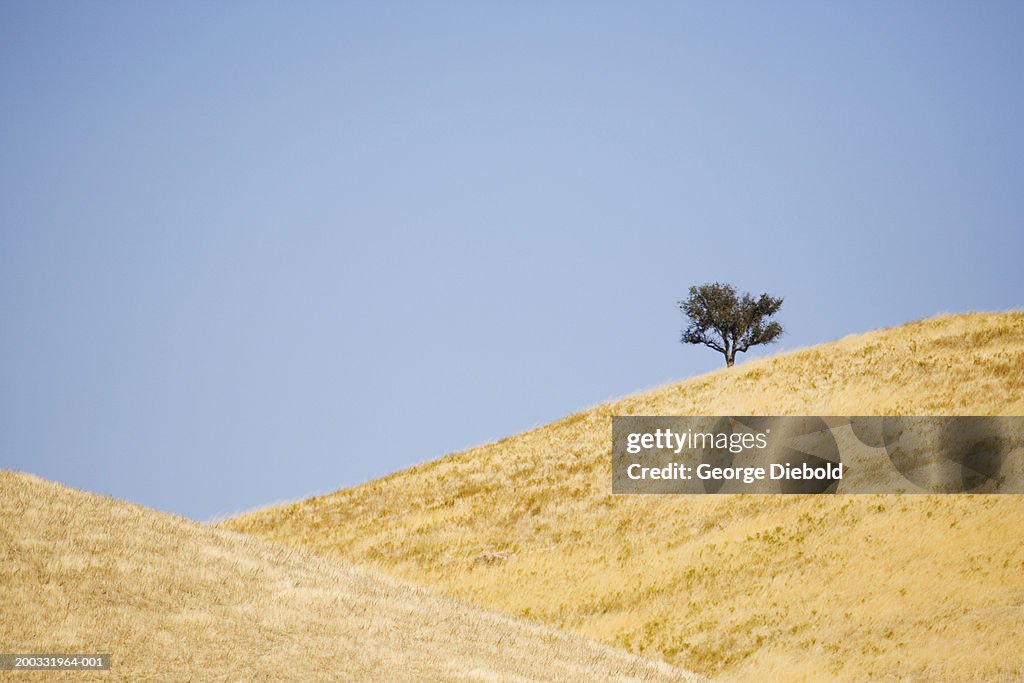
[227,311,1024,681]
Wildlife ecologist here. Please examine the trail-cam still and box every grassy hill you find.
[226,311,1024,681]
[0,471,697,682]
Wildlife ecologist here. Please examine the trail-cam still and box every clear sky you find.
[2,2,1022,520]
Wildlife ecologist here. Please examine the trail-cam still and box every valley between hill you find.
[1,470,697,682]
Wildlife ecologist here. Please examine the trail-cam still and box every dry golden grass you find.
[227,311,1024,682]
[0,470,698,682]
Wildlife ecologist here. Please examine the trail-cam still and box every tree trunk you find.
[725,352,735,367]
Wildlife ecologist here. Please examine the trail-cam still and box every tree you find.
[678,282,784,367]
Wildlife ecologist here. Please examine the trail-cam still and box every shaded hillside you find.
[0,471,697,682]
[227,311,1024,681]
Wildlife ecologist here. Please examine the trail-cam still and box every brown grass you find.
[226,311,1024,681]
[0,470,698,682]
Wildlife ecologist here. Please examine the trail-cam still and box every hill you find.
[226,311,1024,681]
[0,470,697,682]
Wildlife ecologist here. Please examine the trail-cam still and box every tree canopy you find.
[679,282,784,367]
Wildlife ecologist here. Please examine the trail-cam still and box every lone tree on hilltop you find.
[678,282,784,367]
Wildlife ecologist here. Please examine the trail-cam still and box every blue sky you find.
[2,2,1022,519]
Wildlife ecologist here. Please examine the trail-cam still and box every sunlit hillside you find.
[0,471,697,682]
[227,311,1024,681]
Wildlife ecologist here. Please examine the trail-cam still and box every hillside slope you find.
[0,471,697,682]
[226,311,1024,681]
